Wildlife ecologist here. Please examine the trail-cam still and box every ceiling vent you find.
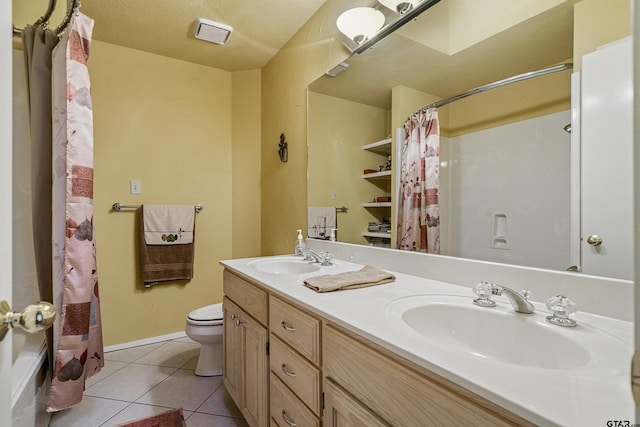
[194,18,233,45]
[326,63,349,77]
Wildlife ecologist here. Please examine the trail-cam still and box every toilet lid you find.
[188,303,223,323]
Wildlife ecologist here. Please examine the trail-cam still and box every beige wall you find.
[232,70,262,259]
[14,1,262,346]
[260,0,352,255]
[13,0,261,347]
[574,0,631,71]
[308,92,389,245]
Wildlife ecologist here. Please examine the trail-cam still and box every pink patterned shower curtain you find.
[49,12,103,411]
[397,108,440,253]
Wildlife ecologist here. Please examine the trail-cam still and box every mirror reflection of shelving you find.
[362,137,392,246]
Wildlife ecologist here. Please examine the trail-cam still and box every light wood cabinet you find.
[323,378,389,427]
[323,323,534,427]
[223,268,533,427]
[269,296,322,425]
[223,287,269,427]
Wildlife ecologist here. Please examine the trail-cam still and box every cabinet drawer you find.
[269,296,320,364]
[270,334,321,415]
[270,374,320,427]
[224,270,268,325]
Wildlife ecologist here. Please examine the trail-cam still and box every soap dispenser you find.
[329,228,337,242]
[295,229,306,256]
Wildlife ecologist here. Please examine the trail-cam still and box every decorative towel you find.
[304,265,395,292]
[140,205,196,284]
[308,207,336,238]
[143,204,195,244]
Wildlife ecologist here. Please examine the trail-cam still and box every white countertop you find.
[220,255,634,426]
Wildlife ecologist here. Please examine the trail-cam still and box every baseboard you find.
[104,331,188,353]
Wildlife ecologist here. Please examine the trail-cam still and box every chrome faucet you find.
[491,285,535,314]
[300,247,333,266]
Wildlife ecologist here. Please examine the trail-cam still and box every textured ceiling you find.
[14,0,327,71]
[14,0,576,103]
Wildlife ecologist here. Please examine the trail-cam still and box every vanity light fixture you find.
[194,18,233,45]
[379,0,419,14]
[336,7,385,45]
[337,0,441,54]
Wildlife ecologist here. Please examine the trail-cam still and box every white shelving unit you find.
[363,202,391,208]
[362,232,392,239]
[362,170,392,179]
[362,138,392,153]
[362,138,392,243]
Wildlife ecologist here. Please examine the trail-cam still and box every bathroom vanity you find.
[221,244,634,427]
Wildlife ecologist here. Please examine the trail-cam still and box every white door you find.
[580,37,633,281]
[1,1,14,426]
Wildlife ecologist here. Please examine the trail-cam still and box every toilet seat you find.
[187,303,223,326]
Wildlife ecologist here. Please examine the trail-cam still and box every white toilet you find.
[185,303,224,376]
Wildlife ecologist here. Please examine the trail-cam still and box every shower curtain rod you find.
[12,0,80,38]
[426,63,573,110]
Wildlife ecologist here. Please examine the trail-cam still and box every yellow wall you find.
[232,70,262,259]
[443,69,571,137]
[91,41,236,346]
[260,0,352,255]
[574,0,631,71]
[308,92,389,245]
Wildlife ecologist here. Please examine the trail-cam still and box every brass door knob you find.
[586,235,603,246]
[0,300,56,342]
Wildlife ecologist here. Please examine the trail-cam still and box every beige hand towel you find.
[304,265,395,293]
[143,204,195,245]
[140,206,195,284]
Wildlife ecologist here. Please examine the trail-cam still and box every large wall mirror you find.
[307,0,632,281]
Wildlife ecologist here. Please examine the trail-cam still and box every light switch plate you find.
[130,180,142,195]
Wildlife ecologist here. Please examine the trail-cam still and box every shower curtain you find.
[397,108,440,253]
[21,23,58,371]
[22,12,104,412]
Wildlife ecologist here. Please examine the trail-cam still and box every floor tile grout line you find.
[189,381,225,415]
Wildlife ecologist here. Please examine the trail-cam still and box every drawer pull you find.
[281,364,297,378]
[281,321,296,332]
[235,318,243,326]
[230,313,238,320]
[282,410,297,426]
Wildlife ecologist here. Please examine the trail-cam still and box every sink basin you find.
[386,295,591,370]
[249,257,320,275]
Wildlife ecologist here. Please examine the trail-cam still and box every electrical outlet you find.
[130,180,142,195]
[331,191,338,200]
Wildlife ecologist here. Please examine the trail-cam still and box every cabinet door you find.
[241,309,269,427]
[224,296,269,427]
[223,297,242,407]
[323,379,390,427]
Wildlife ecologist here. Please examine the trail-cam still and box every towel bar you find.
[112,203,204,213]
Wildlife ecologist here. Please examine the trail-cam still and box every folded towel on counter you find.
[143,204,195,245]
[303,265,395,293]
[140,205,196,285]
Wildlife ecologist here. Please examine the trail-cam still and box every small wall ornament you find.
[278,133,288,163]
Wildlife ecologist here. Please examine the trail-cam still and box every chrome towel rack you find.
[112,203,204,213]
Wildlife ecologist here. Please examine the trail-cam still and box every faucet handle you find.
[545,295,577,327]
[473,281,496,307]
[521,289,532,300]
[319,251,333,266]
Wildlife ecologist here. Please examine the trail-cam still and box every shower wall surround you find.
[440,110,571,271]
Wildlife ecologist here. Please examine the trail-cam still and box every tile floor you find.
[49,337,249,427]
